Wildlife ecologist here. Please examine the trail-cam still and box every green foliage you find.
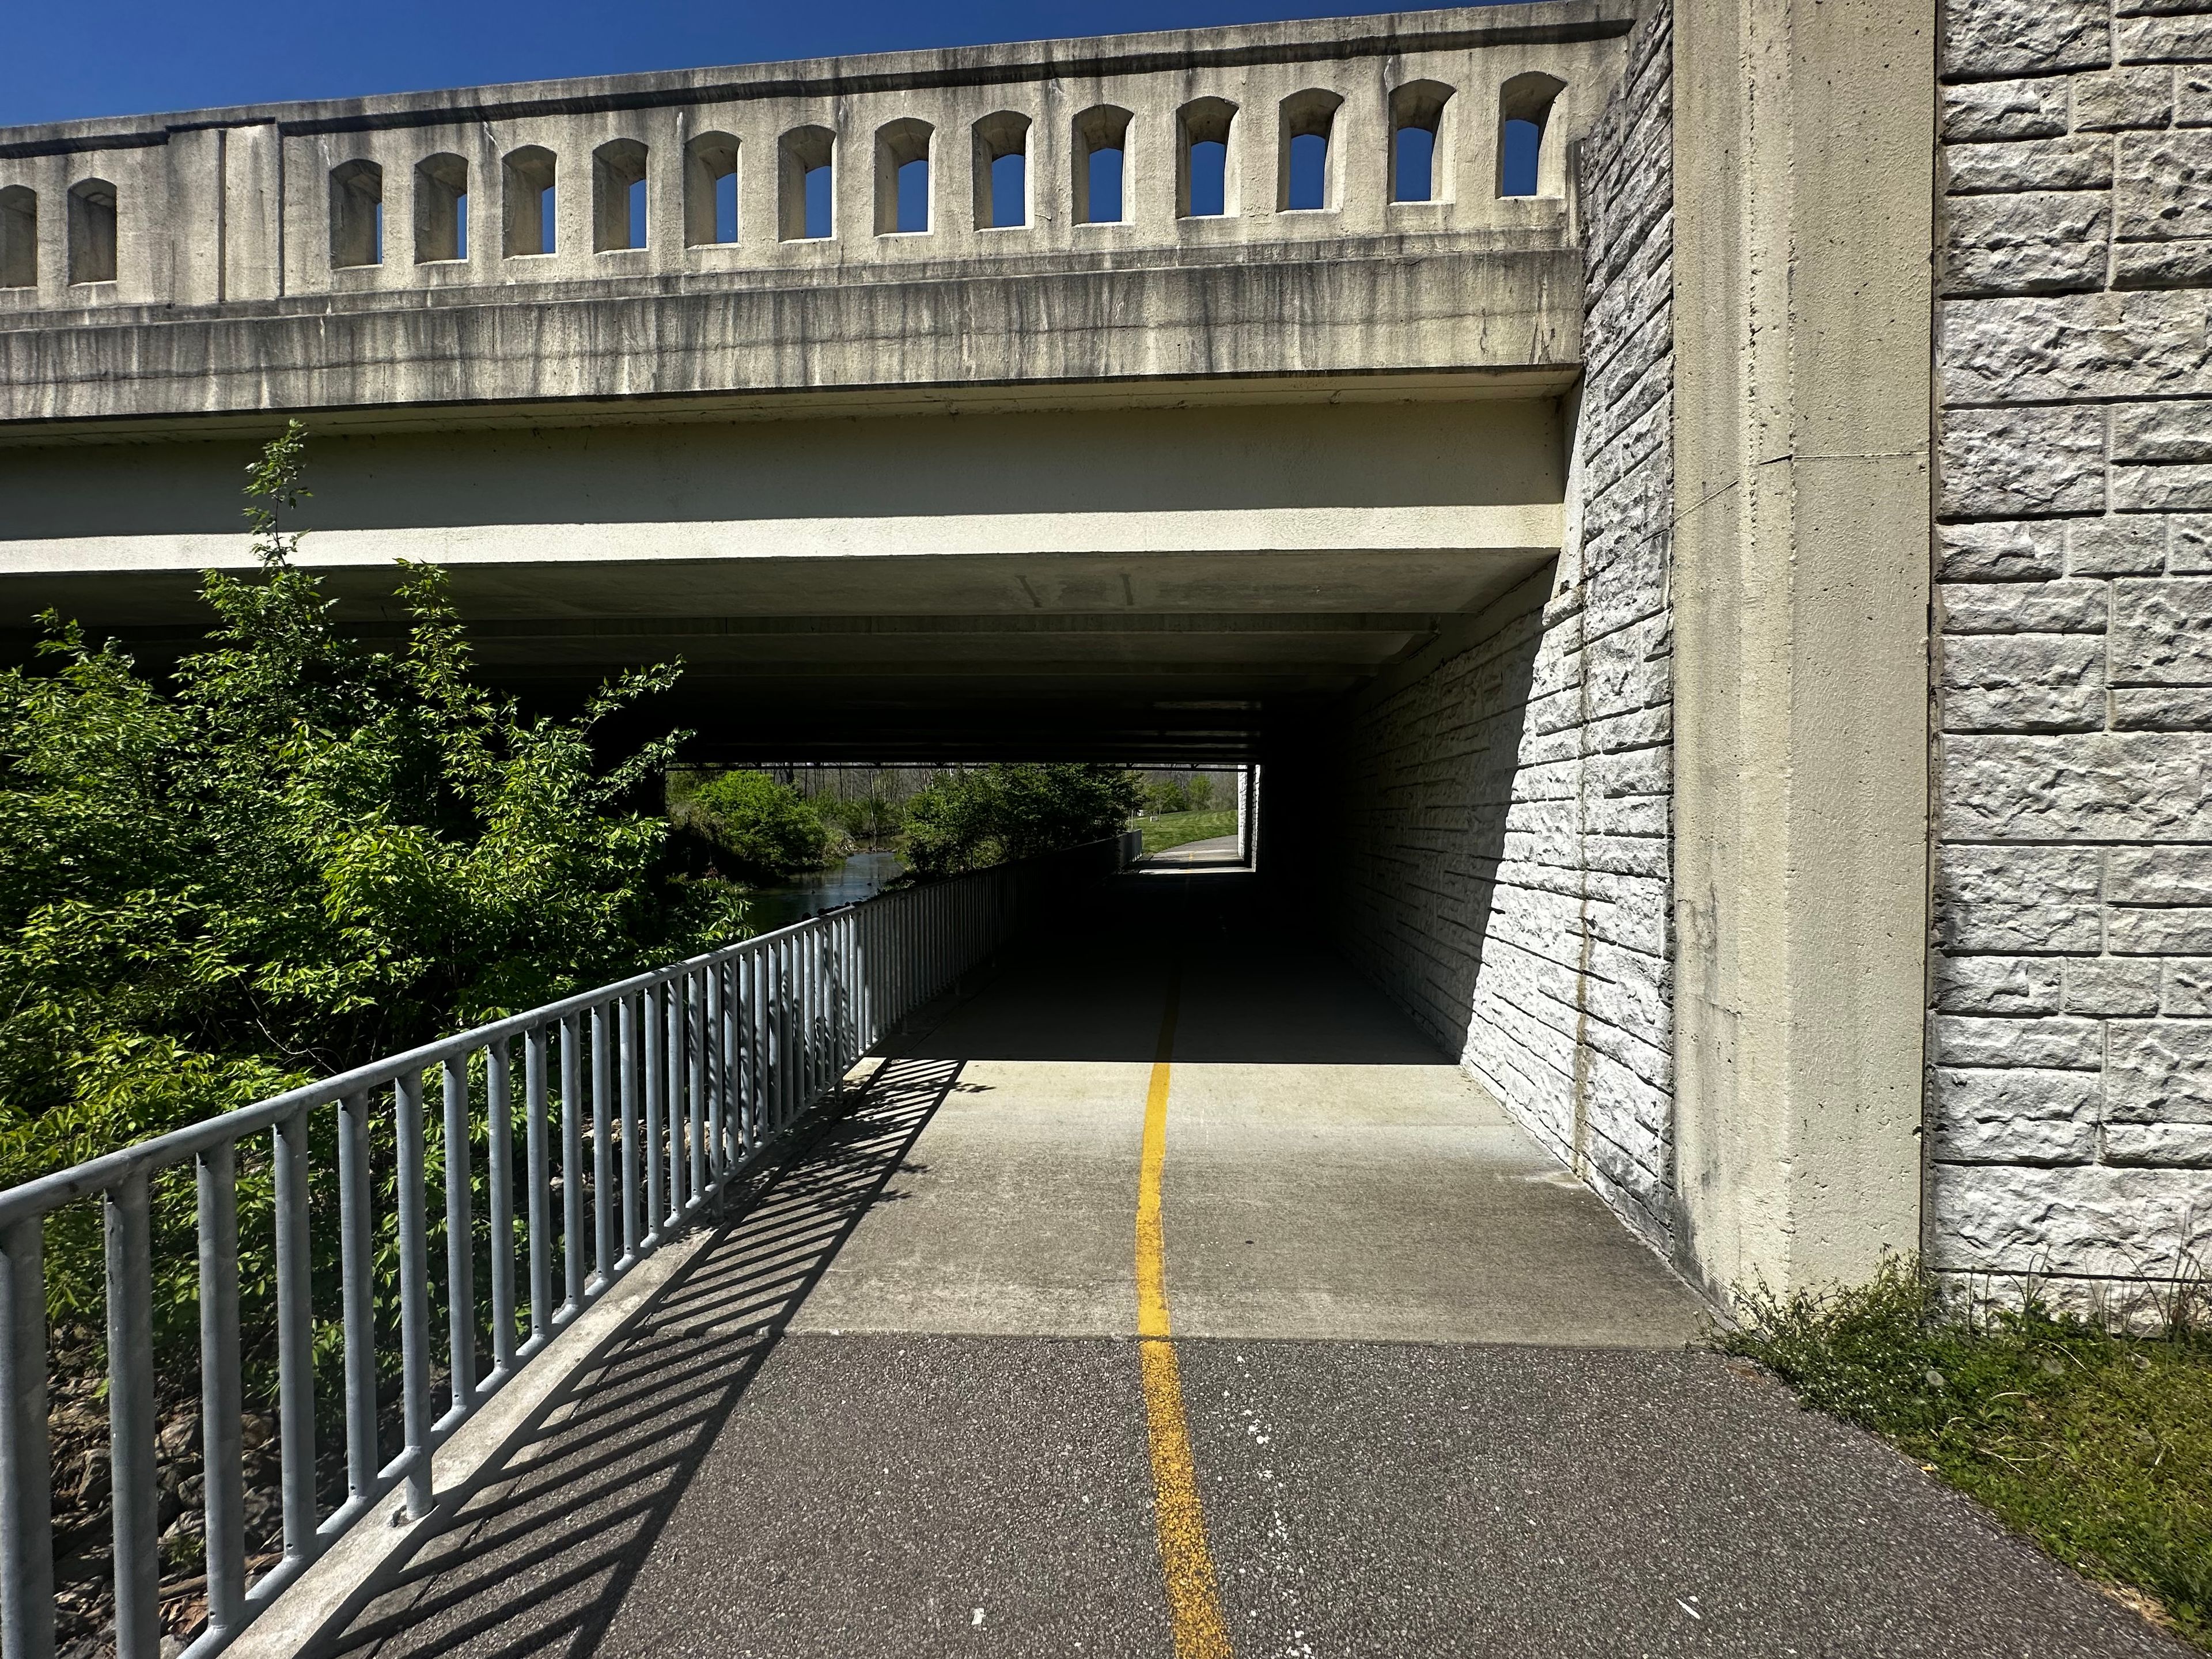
[1136,808,1237,856]
[812,791,906,847]
[1143,778,1192,815]
[675,770,834,881]
[0,422,740,1344]
[900,763,1141,878]
[1724,1258,2212,1648]
[1142,775,1218,816]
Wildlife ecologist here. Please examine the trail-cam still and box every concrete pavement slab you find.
[793,872,1703,1347]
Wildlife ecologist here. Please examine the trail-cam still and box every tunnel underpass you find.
[320,870,2161,1659]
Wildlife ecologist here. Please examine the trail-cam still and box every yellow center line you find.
[1137,960,1233,1659]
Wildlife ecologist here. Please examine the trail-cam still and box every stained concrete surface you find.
[327,874,2186,1658]
[792,870,1701,1347]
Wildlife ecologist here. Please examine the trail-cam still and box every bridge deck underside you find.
[1,395,1562,760]
[322,873,2171,1659]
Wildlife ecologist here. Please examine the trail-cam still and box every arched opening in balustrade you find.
[972,111,1030,230]
[1278,89,1342,213]
[1177,97,1237,219]
[779,126,836,241]
[594,139,649,252]
[68,178,118,285]
[414,154,468,263]
[328,160,384,269]
[875,118,934,236]
[1389,79,1455,203]
[685,132,740,246]
[1498,72,1566,199]
[503,146,558,256]
[1073,104,1131,226]
[0,187,35,289]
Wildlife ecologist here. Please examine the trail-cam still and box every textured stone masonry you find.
[1936,0,2212,1302]
[1321,0,1677,1255]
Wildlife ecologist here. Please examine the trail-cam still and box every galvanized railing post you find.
[590,1002,614,1283]
[197,1143,245,1637]
[0,1215,53,1659]
[274,1108,316,1566]
[336,1092,378,1505]
[560,1014,586,1315]
[441,1058,476,1416]
[486,1041,516,1373]
[687,974,707,1209]
[393,1071,433,1519]
[618,995,640,1266]
[703,968,725,1206]
[525,1028,552,1344]
[105,1171,159,1659]
[643,986,665,1245]
[790,933,804,1115]
[745,950,763,1150]
[663,982,684,1225]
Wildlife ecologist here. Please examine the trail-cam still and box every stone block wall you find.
[1933,0,2212,1303]
[1316,0,1679,1253]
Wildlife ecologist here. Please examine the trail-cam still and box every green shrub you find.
[1143,778,1192,815]
[678,770,832,881]
[900,763,1141,878]
[0,422,740,1348]
[813,791,906,847]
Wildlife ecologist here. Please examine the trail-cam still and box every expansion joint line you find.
[1136,955,1233,1659]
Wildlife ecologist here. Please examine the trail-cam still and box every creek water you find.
[743,848,907,933]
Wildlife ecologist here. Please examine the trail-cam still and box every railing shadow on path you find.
[323,1056,967,1659]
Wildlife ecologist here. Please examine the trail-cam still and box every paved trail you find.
[332,873,2183,1659]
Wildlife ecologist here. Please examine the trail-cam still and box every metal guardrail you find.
[0,832,1138,1659]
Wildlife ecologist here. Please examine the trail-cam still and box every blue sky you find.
[6,1,1498,128]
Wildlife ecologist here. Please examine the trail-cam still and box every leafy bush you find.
[1142,778,1192,815]
[900,763,1141,878]
[813,791,906,847]
[0,422,740,1340]
[1141,775,1221,816]
[675,770,834,881]
[1725,1258,2212,1647]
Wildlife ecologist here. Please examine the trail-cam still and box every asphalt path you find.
[330,874,2185,1659]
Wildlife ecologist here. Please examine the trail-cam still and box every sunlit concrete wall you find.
[1287,0,1680,1255]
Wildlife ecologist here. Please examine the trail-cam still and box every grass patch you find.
[1135,808,1237,855]
[1722,1259,2212,1648]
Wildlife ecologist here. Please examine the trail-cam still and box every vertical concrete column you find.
[1670,0,1935,1302]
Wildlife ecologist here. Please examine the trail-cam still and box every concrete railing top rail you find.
[0,3,1628,433]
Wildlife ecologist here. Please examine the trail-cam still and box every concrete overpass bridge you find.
[2,0,2209,1651]
[0,3,1600,761]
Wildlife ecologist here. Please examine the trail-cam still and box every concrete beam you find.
[1670,0,1934,1303]
[0,251,1585,430]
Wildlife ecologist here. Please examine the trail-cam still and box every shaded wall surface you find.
[1297,0,1678,1255]
[1931,0,2212,1301]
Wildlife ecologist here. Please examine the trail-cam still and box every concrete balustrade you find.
[0,5,1626,319]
